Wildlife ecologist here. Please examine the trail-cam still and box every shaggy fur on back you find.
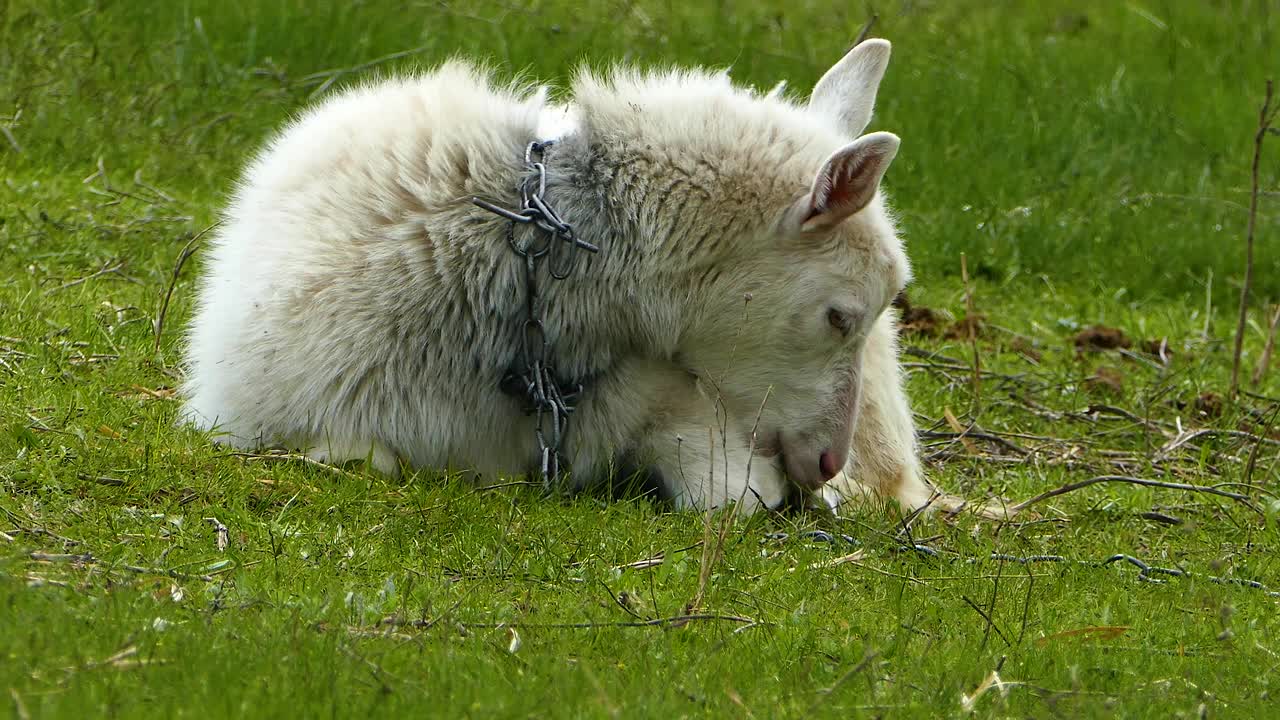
[180,47,935,513]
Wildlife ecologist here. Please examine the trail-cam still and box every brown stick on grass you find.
[852,15,878,47]
[154,222,220,356]
[1007,475,1262,517]
[689,385,773,614]
[961,253,983,415]
[1231,79,1277,397]
[1252,304,1280,386]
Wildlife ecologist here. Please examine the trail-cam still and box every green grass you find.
[2,1,1279,717]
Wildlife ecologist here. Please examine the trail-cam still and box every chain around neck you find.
[471,141,600,487]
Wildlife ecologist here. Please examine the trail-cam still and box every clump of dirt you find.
[1172,391,1225,420]
[944,313,986,341]
[1084,366,1125,394]
[892,292,943,338]
[1009,337,1043,363]
[891,291,984,341]
[1139,337,1172,359]
[1054,12,1090,34]
[1074,325,1131,352]
[1194,392,1224,419]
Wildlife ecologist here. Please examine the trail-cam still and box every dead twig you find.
[940,408,980,455]
[691,425,719,614]
[960,253,983,414]
[28,552,94,563]
[47,261,129,294]
[614,553,665,571]
[132,169,180,207]
[812,649,881,709]
[9,688,29,720]
[205,517,229,552]
[690,385,773,613]
[27,551,216,581]
[960,657,1014,712]
[154,222,218,355]
[794,550,867,571]
[1243,405,1280,490]
[76,473,125,487]
[1007,475,1262,516]
[1232,79,1276,397]
[1,122,21,154]
[381,613,758,630]
[1159,428,1280,459]
[228,450,363,480]
[920,428,1029,456]
[961,594,1011,648]
[299,44,432,100]
[852,15,878,47]
[1253,304,1280,386]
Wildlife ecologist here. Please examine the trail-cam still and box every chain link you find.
[472,141,600,487]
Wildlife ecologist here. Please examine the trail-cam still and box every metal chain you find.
[472,141,600,487]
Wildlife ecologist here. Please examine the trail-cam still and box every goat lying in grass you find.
[179,38,937,514]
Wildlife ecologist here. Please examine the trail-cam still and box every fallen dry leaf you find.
[116,384,178,401]
[1036,625,1129,645]
[943,407,979,454]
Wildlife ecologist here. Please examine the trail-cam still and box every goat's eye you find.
[827,308,852,336]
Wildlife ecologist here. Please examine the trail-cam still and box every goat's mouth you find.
[751,435,809,511]
[749,431,821,493]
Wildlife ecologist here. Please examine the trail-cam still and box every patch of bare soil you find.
[944,313,986,341]
[1084,366,1125,395]
[1193,392,1224,419]
[1009,337,1043,363]
[893,292,943,338]
[1139,337,1173,360]
[1073,325,1131,352]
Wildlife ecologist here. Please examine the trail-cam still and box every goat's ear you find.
[798,132,899,232]
[808,38,891,137]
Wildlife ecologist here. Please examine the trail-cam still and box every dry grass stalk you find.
[960,253,982,414]
[960,659,1014,713]
[689,385,772,614]
[1007,474,1262,517]
[380,613,757,631]
[942,407,979,455]
[1252,304,1280,386]
[1231,79,1277,397]
[852,15,878,47]
[154,221,219,356]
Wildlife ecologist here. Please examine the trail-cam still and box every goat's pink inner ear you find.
[821,157,871,211]
[802,131,900,231]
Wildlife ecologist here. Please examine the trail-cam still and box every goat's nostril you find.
[819,451,839,481]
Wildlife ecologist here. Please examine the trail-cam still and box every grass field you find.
[2,1,1279,717]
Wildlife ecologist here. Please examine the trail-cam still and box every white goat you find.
[179,39,935,513]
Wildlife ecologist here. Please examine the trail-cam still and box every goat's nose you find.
[818,450,840,481]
